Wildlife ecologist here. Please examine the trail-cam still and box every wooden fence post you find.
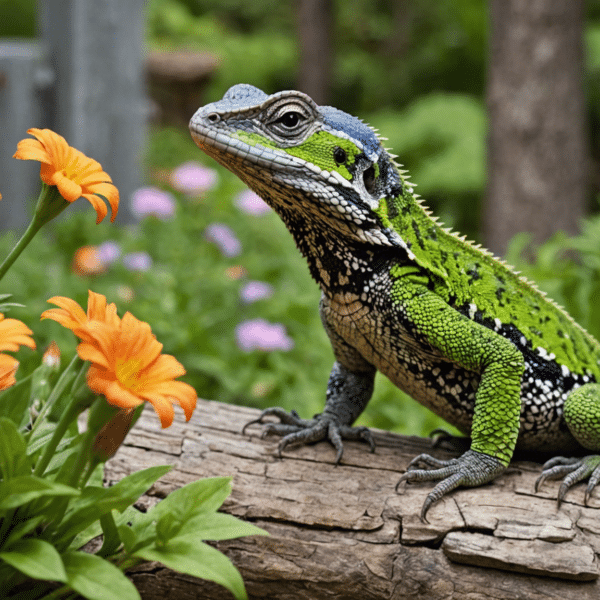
[0,0,146,227]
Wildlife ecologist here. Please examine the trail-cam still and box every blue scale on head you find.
[213,84,269,112]
[319,106,381,162]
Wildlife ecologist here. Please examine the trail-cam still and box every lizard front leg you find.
[393,277,525,521]
[243,361,376,462]
[243,294,377,462]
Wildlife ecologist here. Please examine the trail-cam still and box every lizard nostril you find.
[207,113,220,123]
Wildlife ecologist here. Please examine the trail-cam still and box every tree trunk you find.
[296,0,332,105]
[484,0,588,256]
[105,399,600,599]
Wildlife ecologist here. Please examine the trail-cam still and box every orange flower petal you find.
[13,138,52,164]
[13,129,120,219]
[0,315,36,352]
[43,292,196,427]
[77,342,111,370]
[80,193,108,224]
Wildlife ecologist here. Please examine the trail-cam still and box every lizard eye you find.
[275,111,303,129]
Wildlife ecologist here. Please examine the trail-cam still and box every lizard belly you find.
[323,291,581,453]
[323,291,478,435]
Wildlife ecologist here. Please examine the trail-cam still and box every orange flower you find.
[13,128,119,224]
[41,290,120,344]
[0,313,36,391]
[42,292,197,427]
[72,246,106,277]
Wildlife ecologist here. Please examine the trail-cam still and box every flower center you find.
[115,356,143,390]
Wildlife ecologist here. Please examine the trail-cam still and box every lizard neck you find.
[374,187,455,282]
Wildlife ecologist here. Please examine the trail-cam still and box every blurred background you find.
[0,0,599,438]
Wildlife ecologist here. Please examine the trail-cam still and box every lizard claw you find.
[396,449,506,522]
[535,455,600,506]
[242,407,375,463]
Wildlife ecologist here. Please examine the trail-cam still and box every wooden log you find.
[104,399,600,599]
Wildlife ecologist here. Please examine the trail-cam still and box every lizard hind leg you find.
[536,383,600,505]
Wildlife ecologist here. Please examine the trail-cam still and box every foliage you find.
[505,211,600,342]
[0,133,267,600]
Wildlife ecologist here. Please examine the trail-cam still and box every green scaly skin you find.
[189,84,600,521]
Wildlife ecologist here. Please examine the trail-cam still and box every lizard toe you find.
[536,455,600,506]
[397,449,506,522]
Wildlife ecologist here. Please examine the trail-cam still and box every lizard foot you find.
[242,407,375,463]
[395,449,506,522]
[535,455,600,506]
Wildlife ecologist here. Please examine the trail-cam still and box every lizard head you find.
[190,84,407,248]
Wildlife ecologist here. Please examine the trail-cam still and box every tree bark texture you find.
[484,0,588,255]
[296,0,332,105]
[104,399,600,599]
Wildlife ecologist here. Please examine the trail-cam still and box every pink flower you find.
[240,281,274,303]
[205,223,241,257]
[97,241,121,265]
[123,251,152,272]
[130,187,175,220]
[171,161,218,194]
[234,189,271,215]
[235,319,294,352]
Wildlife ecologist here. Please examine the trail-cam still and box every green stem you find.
[33,391,87,478]
[29,355,80,438]
[0,184,69,283]
[0,215,44,283]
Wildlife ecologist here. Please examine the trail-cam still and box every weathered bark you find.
[105,399,600,599]
[296,0,332,105]
[484,0,589,255]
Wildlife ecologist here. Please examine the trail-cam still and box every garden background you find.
[1,0,600,440]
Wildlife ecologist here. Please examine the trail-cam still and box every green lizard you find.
[189,84,600,520]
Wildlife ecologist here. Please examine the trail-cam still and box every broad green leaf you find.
[62,551,140,600]
[54,465,171,545]
[177,512,267,542]
[0,475,79,510]
[0,538,67,583]
[135,540,247,600]
[0,418,30,479]
[140,477,232,534]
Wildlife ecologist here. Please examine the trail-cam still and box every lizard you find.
[189,83,600,521]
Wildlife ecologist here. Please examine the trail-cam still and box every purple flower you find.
[123,251,153,272]
[240,280,274,303]
[171,161,218,194]
[205,223,241,257]
[234,189,271,215]
[130,186,175,220]
[235,319,294,352]
[97,241,121,265]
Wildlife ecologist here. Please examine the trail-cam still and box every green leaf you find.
[0,538,67,583]
[4,515,45,548]
[0,475,79,510]
[0,418,30,479]
[135,540,247,600]
[143,477,232,526]
[0,376,34,427]
[178,512,268,542]
[54,465,171,545]
[98,511,121,557]
[62,551,140,600]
